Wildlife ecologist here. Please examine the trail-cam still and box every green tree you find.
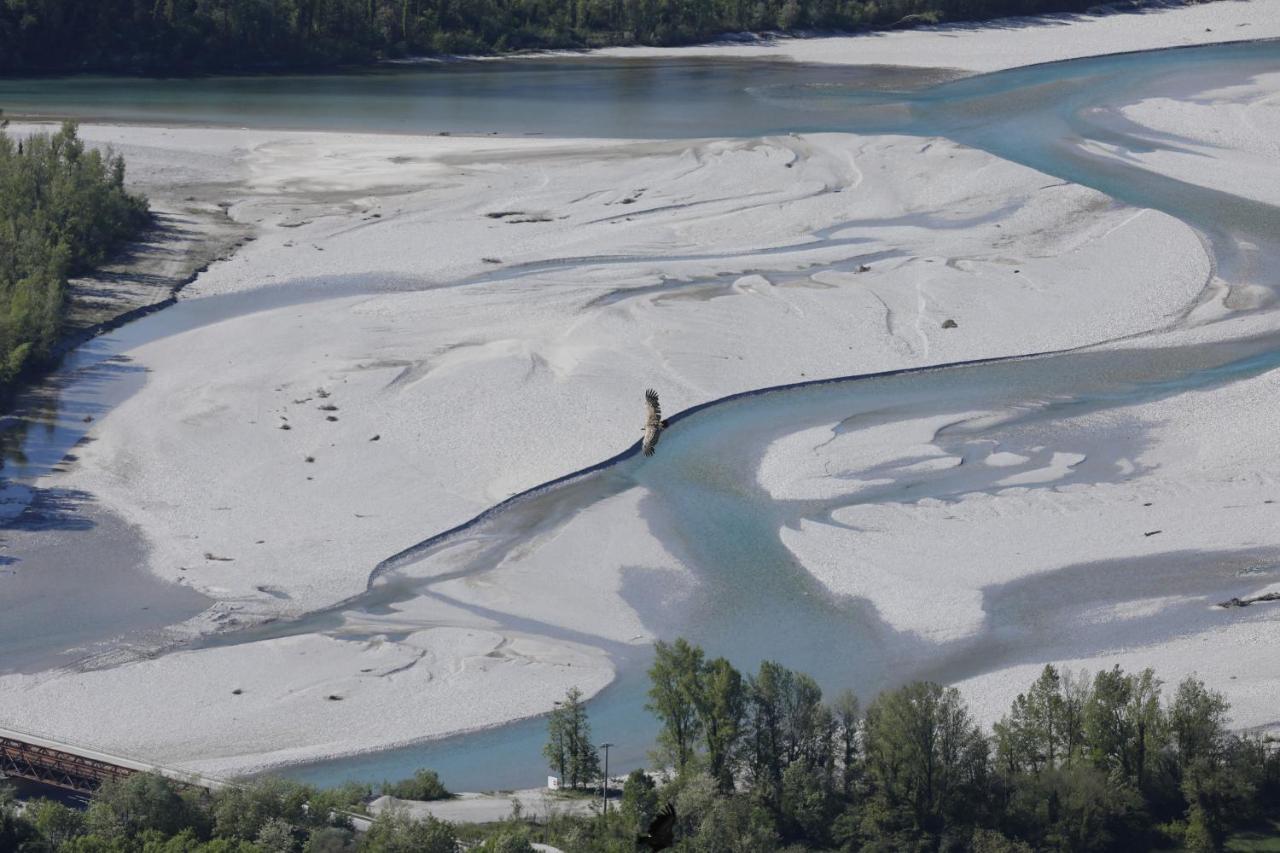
[210,778,313,841]
[694,656,746,792]
[361,807,457,853]
[303,826,357,852]
[254,817,297,852]
[780,757,837,843]
[1169,676,1230,768]
[0,121,147,393]
[1084,666,1165,788]
[544,695,571,784]
[26,797,88,848]
[861,681,988,845]
[832,689,861,798]
[1001,763,1143,852]
[88,772,195,840]
[742,660,793,810]
[0,784,41,852]
[543,686,599,789]
[688,792,780,852]
[647,638,704,774]
[380,770,449,801]
[620,768,659,835]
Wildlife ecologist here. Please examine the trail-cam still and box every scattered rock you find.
[82,415,94,423]
[305,456,315,463]
[204,552,234,562]
[326,694,343,701]
[942,319,958,329]
[1143,530,1162,537]
[232,688,243,695]
[369,434,381,442]
[280,423,292,430]
[856,264,871,273]
[319,404,338,412]
[316,389,330,399]
[326,415,338,422]
[481,257,502,264]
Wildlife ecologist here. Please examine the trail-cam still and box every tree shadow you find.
[4,487,97,532]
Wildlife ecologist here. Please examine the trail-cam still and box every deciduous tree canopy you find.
[0,119,148,394]
[0,0,1115,74]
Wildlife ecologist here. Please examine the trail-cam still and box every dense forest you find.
[0,0,1154,74]
[0,119,149,393]
[3,643,1276,851]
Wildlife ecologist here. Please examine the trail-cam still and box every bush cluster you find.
[0,119,148,391]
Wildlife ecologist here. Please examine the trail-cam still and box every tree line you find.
[2,643,1276,851]
[529,638,1279,851]
[1,0,1130,74]
[0,119,149,395]
[0,771,457,852]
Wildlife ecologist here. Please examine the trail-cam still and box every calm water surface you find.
[0,59,949,137]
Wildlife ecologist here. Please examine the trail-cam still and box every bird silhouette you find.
[636,801,676,850]
[642,389,668,456]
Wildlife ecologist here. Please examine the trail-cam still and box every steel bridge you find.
[0,727,221,795]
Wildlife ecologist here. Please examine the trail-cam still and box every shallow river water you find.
[1,39,1278,789]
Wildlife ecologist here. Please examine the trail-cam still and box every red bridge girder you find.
[0,735,136,794]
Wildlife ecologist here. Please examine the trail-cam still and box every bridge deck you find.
[0,726,224,794]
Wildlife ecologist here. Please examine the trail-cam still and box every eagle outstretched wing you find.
[636,801,676,850]
[642,388,665,457]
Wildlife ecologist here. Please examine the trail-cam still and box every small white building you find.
[546,775,561,790]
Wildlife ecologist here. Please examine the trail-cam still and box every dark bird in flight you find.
[642,388,668,456]
[636,802,676,850]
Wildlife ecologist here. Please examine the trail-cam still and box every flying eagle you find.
[636,801,676,850]
[642,388,668,456]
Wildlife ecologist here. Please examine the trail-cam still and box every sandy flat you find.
[592,0,1280,72]
[1,1,1278,776]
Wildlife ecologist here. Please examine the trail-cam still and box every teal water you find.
[0,59,945,137]
[2,40,1278,791]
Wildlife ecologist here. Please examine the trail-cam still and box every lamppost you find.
[599,742,615,817]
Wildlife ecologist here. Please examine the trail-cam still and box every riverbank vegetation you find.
[0,0,1193,74]
[0,119,148,394]
[3,643,1276,851]
[519,642,1280,851]
[0,773,447,852]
